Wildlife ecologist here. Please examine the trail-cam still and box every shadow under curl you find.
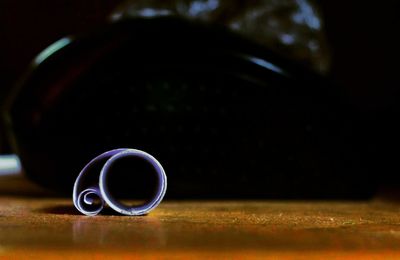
[37,205,130,216]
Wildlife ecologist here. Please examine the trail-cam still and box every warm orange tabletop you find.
[1,195,400,259]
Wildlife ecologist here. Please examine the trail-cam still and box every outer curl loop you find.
[73,148,167,216]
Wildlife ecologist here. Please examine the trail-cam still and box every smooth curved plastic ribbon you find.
[73,148,167,216]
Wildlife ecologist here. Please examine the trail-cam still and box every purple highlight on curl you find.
[73,148,167,216]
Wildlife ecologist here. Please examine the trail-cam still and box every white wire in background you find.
[0,154,22,176]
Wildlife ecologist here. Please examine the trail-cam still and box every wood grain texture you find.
[1,197,400,259]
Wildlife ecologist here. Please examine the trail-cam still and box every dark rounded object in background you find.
[2,17,375,199]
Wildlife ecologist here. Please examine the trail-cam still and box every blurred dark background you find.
[0,0,399,196]
[1,1,398,110]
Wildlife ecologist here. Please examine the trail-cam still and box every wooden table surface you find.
[1,194,400,259]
